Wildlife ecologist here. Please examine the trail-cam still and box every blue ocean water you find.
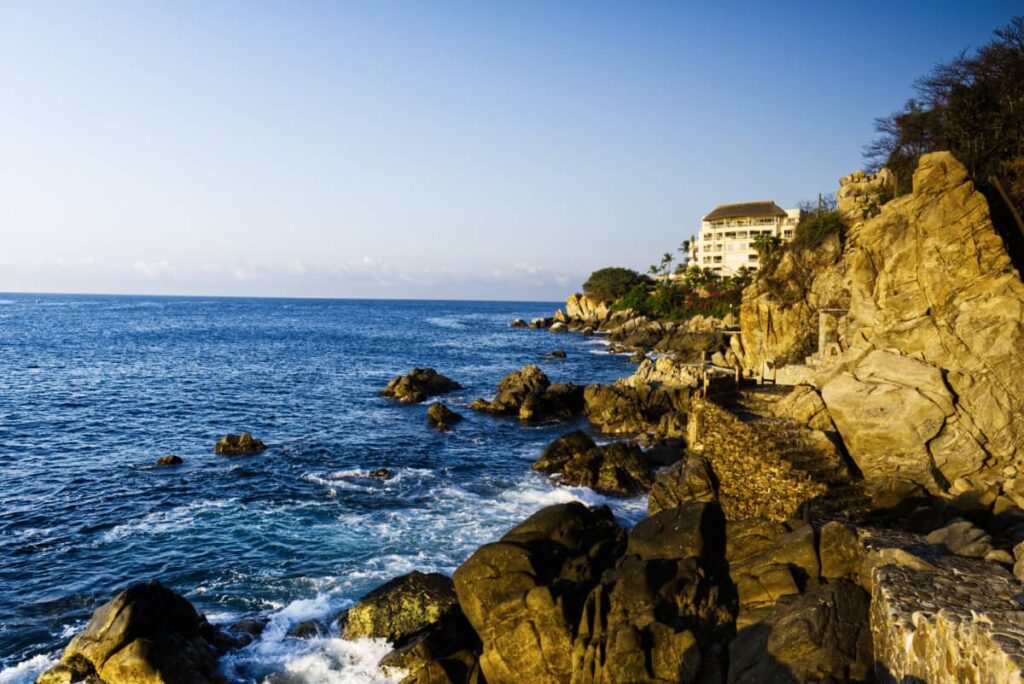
[0,294,644,683]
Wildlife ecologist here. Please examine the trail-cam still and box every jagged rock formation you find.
[740,152,1024,496]
[532,432,661,496]
[380,368,463,404]
[470,365,584,423]
[837,168,894,223]
[37,581,229,684]
[564,293,610,324]
[583,382,691,436]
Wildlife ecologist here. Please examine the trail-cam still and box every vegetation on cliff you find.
[865,16,1024,208]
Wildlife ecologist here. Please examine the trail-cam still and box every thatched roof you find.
[704,201,787,222]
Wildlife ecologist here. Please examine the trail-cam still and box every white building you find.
[689,201,802,276]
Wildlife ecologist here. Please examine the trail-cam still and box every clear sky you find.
[0,1,1019,301]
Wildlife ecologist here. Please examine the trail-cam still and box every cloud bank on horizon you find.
[0,2,1018,300]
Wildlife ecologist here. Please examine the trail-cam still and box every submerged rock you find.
[37,580,227,684]
[380,368,462,404]
[369,467,394,479]
[155,454,183,466]
[546,349,567,359]
[287,619,326,639]
[427,402,464,430]
[213,432,265,456]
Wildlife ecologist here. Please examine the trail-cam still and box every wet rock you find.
[380,369,462,404]
[546,349,567,359]
[427,403,463,430]
[509,318,527,328]
[580,327,594,337]
[628,351,646,363]
[37,580,226,684]
[528,317,553,329]
[453,502,625,684]
[549,322,568,333]
[369,468,394,479]
[287,619,326,639]
[471,365,583,423]
[343,571,461,645]
[155,455,183,466]
[227,618,267,646]
[213,432,266,456]
[536,437,654,497]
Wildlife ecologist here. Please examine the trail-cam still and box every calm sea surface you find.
[0,294,644,683]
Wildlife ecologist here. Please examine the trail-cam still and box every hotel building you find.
[690,201,803,276]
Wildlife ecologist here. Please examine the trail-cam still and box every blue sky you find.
[0,1,1018,300]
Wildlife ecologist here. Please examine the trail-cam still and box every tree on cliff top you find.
[582,267,649,303]
[865,16,1024,207]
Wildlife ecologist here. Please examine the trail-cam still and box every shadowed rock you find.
[380,368,462,404]
[427,402,464,430]
[213,433,265,456]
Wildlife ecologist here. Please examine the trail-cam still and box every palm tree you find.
[751,233,782,264]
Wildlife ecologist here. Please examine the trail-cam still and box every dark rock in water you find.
[369,467,394,479]
[228,617,268,646]
[471,365,583,423]
[427,402,464,430]
[527,317,553,329]
[547,349,567,359]
[37,579,228,684]
[509,318,527,328]
[155,454,183,466]
[581,326,594,337]
[287,619,326,639]
[453,502,625,684]
[380,368,462,404]
[343,571,461,645]
[727,582,872,683]
[213,432,266,456]
[533,431,596,474]
[628,350,646,363]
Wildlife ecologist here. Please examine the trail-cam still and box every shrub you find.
[793,210,845,249]
[583,267,649,303]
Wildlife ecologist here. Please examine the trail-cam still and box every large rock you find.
[647,455,718,516]
[37,580,225,684]
[534,436,655,496]
[572,503,731,683]
[213,432,265,456]
[380,368,463,404]
[471,365,583,423]
[583,382,691,435]
[342,571,461,644]
[453,503,625,684]
[427,403,464,430]
[564,293,610,324]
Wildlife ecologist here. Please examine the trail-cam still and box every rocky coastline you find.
[39,152,1024,683]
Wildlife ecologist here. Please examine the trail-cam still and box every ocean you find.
[0,294,646,683]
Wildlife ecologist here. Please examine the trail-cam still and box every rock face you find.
[583,382,691,435]
[818,152,1024,491]
[533,432,657,496]
[213,433,265,455]
[563,293,610,324]
[471,365,584,423]
[380,368,462,404]
[453,503,625,684]
[427,402,464,430]
[837,167,894,223]
[37,580,225,684]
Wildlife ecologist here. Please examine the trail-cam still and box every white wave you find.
[0,299,15,306]
[221,595,404,684]
[425,316,466,330]
[0,654,57,684]
[100,498,237,543]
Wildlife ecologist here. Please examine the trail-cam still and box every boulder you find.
[471,365,583,423]
[380,369,462,404]
[427,403,463,430]
[369,468,394,479]
[509,318,527,328]
[564,293,610,324]
[213,433,265,456]
[727,582,873,683]
[648,455,718,516]
[155,455,183,467]
[583,381,691,435]
[532,431,596,474]
[540,441,655,497]
[287,619,326,639]
[37,580,226,684]
[453,503,624,684]
[342,571,462,645]
[549,322,568,333]
[528,317,553,329]
[546,349,567,359]
[924,519,995,559]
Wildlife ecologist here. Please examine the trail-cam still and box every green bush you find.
[582,267,649,303]
[793,210,845,249]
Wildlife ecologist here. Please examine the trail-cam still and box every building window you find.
[748,254,759,261]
